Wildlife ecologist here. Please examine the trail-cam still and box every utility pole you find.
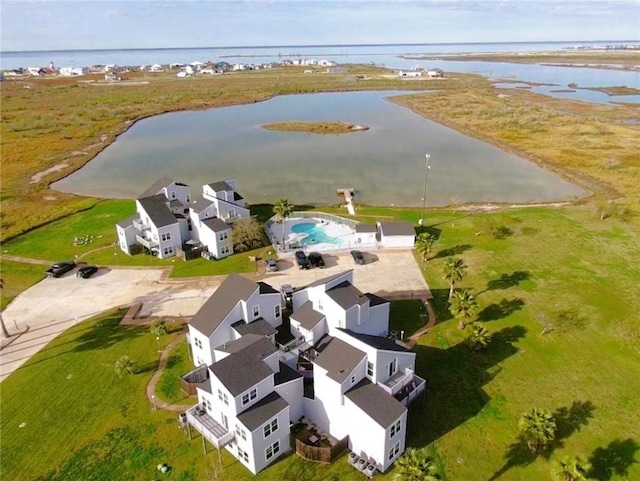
[420,153,431,227]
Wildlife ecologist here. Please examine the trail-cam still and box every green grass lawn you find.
[0,260,47,310]
[2,199,134,262]
[157,341,198,405]
[405,205,640,480]
[390,300,430,339]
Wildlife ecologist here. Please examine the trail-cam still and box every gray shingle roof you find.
[208,181,232,192]
[303,270,353,290]
[313,336,366,383]
[258,282,279,295]
[138,194,178,228]
[189,274,258,337]
[138,177,175,199]
[202,217,230,233]
[116,213,140,229]
[209,336,277,396]
[290,301,326,331]
[326,281,369,310]
[378,221,415,237]
[364,293,388,306]
[231,319,277,338]
[338,329,410,353]
[190,195,214,214]
[215,333,264,354]
[237,392,288,431]
[355,223,377,233]
[345,379,407,428]
[274,361,302,386]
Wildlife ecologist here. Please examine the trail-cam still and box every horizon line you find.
[2,39,638,55]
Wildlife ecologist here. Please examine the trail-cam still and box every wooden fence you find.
[294,436,348,464]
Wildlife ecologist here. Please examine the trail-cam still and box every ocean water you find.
[2,41,637,105]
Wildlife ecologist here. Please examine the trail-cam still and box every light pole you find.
[420,153,431,227]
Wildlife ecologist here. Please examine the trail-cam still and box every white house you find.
[354,223,378,246]
[59,67,85,76]
[149,64,163,72]
[116,177,249,260]
[377,222,416,248]
[184,270,425,475]
[398,70,424,78]
[427,69,444,78]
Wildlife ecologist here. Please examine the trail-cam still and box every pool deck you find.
[267,216,366,254]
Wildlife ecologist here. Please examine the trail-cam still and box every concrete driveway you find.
[0,250,428,381]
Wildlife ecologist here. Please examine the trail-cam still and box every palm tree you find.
[114,355,136,377]
[467,322,491,350]
[0,278,11,338]
[442,257,467,301]
[518,407,557,454]
[395,447,440,481]
[150,318,168,336]
[553,456,592,481]
[273,198,294,249]
[448,290,478,329]
[415,234,436,263]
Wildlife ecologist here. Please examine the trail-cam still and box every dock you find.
[337,188,356,215]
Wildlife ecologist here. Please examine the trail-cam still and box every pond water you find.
[52,90,587,206]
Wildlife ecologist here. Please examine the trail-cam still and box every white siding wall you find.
[188,325,214,366]
[164,184,191,206]
[381,411,408,472]
[255,293,282,328]
[354,231,377,245]
[197,222,221,258]
[208,373,238,417]
[380,234,415,248]
[245,406,290,474]
[156,224,181,259]
[311,319,328,343]
[177,217,190,243]
[375,350,416,384]
[343,397,388,472]
[232,376,275,415]
[117,225,136,254]
[274,377,304,422]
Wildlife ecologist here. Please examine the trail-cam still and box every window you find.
[241,388,257,406]
[218,389,229,406]
[228,209,236,219]
[263,418,278,438]
[388,442,400,461]
[265,441,280,461]
[221,246,230,255]
[235,425,247,441]
[351,375,356,385]
[318,299,323,311]
[388,358,397,377]
[219,232,228,241]
[163,246,174,256]
[275,305,281,318]
[237,446,249,463]
[253,305,260,319]
[161,232,171,241]
[203,398,212,412]
[367,361,374,377]
[170,191,176,199]
[390,419,401,438]
[194,338,202,349]
[186,195,190,203]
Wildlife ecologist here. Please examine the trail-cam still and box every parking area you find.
[0,249,428,381]
[261,249,429,300]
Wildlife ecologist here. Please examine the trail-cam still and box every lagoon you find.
[52,90,587,206]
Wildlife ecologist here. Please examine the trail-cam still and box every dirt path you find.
[146,333,193,412]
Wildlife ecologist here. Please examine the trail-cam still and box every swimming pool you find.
[291,222,341,246]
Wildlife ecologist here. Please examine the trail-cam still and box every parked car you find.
[265,258,278,272]
[350,250,366,265]
[294,250,310,270]
[45,260,76,278]
[280,284,293,309]
[308,252,325,268]
[77,265,99,278]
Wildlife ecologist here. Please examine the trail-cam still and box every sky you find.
[1,0,639,52]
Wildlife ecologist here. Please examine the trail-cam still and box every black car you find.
[308,252,325,268]
[295,250,310,270]
[45,260,76,278]
[77,265,99,278]
[350,250,365,265]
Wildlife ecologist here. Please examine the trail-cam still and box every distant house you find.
[376,222,416,248]
[115,178,249,260]
[184,270,425,475]
[59,67,85,76]
[426,69,444,78]
[149,64,163,72]
[398,70,424,78]
[318,59,336,67]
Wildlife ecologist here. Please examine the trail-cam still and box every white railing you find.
[135,234,158,249]
[133,219,151,232]
[186,405,234,449]
[398,375,426,406]
[379,367,415,397]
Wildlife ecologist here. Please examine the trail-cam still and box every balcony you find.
[395,374,426,407]
[185,405,234,449]
[277,336,306,353]
[133,219,151,232]
[135,234,158,250]
[379,367,421,397]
